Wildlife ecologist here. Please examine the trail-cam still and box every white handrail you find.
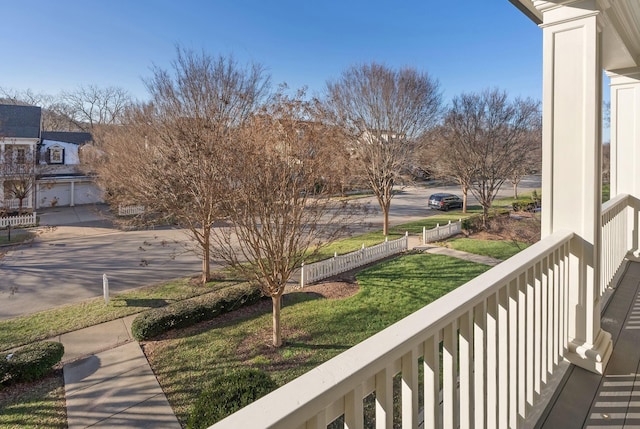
[213,230,574,428]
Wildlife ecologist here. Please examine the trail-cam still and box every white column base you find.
[566,329,612,374]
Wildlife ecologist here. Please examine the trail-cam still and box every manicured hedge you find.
[131,283,263,341]
[187,368,277,429]
[1,341,64,386]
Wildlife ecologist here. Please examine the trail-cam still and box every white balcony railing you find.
[600,193,635,296]
[212,231,574,428]
[210,195,638,429]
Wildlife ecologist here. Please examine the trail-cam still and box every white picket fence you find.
[423,219,462,244]
[118,205,145,216]
[0,212,37,228]
[300,232,409,287]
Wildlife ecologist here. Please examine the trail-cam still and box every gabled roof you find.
[0,104,42,139]
[41,131,93,145]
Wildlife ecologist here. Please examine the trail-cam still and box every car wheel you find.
[444,205,449,212]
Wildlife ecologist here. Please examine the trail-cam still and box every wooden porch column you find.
[539,0,611,374]
[609,69,640,252]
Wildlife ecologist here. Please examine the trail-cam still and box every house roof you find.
[0,104,42,139]
[41,131,93,145]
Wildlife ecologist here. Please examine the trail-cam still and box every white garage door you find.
[38,183,71,207]
[74,182,103,205]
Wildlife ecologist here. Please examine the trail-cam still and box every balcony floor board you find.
[540,261,640,428]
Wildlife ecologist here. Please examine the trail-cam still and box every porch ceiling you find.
[512,0,640,71]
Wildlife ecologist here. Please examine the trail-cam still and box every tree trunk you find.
[462,186,468,213]
[482,205,489,230]
[382,205,390,236]
[272,294,282,347]
[513,182,518,199]
[201,226,211,285]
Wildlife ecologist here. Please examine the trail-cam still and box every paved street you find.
[0,176,540,319]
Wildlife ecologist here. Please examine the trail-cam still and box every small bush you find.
[512,199,539,212]
[187,368,277,429]
[2,341,64,385]
[131,283,263,341]
[462,214,483,232]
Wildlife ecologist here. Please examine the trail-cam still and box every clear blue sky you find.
[1,1,542,104]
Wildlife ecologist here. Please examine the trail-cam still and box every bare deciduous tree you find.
[210,91,359,347]
[0,87,79,131]
[325,63,442,235]
[1,146,36,214]
[59,85,132,135]
[509,127,542,198]
[92,48,270,284]
[438,89,541,228]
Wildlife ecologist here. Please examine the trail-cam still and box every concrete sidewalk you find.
[416,243,503,266]
[54,316,181,428]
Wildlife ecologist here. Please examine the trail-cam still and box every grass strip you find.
[0,278,238,351]
[444,237,530,260]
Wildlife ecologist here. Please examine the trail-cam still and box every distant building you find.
[0,104,103,211]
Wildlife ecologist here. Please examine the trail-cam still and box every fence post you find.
[300,262,305,288]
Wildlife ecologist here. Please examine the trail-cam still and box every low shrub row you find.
[0,341,64,386]
[512,199,540,212]
[131,283,263,341]
[187,368,277,429]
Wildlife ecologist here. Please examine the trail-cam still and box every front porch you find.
[541,260,640,428]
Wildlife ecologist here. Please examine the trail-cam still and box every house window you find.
[16,148,26,164]
[50,147,63,164]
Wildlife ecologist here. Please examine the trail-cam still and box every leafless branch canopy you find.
[93,48,271,283]
[325,63,442,234]
[437,88,541,226]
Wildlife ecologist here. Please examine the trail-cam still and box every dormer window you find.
[49,146,64,164]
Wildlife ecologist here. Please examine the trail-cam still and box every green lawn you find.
[147,253,490,425]
[0,230,35,246]
[0,277,239,351]
[0,372,66,428]
[445,237,530,260]
[0,190,536,427]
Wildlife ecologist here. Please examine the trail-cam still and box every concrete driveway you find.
[0,206,205,319]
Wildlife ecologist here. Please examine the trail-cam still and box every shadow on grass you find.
[123,298,169,308]
[286,341,352,351]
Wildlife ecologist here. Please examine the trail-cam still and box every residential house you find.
[210,1,640,428]
[37,131,103,208]
[0,104,104,211]
[0,104,41,211]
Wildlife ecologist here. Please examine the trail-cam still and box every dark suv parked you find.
[428,193,463,211]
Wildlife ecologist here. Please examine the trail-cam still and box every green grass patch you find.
[147,253,490,425]
[445,238,530,260]
[0,371,66,428]
[603,183,610,202]
[0,230,35,246]
[0,277,238,351]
